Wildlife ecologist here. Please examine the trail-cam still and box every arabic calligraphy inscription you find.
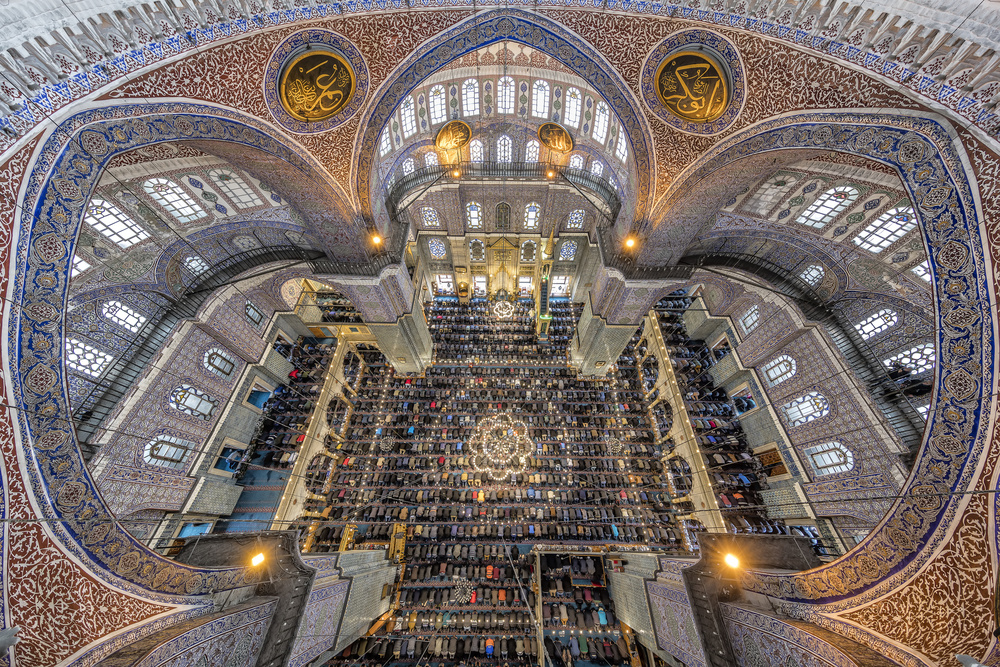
[280,50,355,122]
[655,51,728,123]
[538,122,574,153]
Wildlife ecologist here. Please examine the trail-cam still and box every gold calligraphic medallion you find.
[435,120,472,151]
[280,49,355,123]
[655,51,728,123]
[537,122,574,153]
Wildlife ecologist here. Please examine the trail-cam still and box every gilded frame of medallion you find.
[279,48,357,123]
[653,50,729,124]
[537,122,574,153]
[264,29,369,135]
[641,29,745,136]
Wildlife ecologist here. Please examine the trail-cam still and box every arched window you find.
[183,255,209,276]
[855,309,898,340]
[462,79,480,116]
[169,384,217,420]
[208,169,263,208]
[401,158,415,176]
[569,154,584,170]
[143,178,204,223]
[592,102,610,143]
[523,202,541,230]
[911,260,931,282]
[590,160,604,177]
[469,239,485,261]
[748,175,798,216]
[245,301,264,327]
[739,305,760,333]
[615,130,628,162]
[72,255,91,278]
[144,435,195,470]
[204,348,237,378]
[521,240,537,262]
[497,76,515,114]
[421,207,441,227]
[466,201,483,229]
[525,140,540,163]
[428,237,447,259]
[795,186,858,228]
[564,87,582,127]
[782,392,830,427]
[883,343,936,374]
[470,139,484,163]
[799,264,825,287]
[532,80,550,118]
[379,130,392,156]
[760,355,796,386]
[567,209,585,229]
[65,338,113,377]
[400,96,416,137]
[85,198,149,249]
[428,85,447,124]
[804,442,854,476]
[424,152,438,167]
[559,240,578,261]
[102,300,147,333]
[495,203,511,231]
[853,206,917,253]
[496,135,513,162]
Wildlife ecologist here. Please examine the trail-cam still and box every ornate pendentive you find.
[280,49,355,122]
[654,52,727,123]
[265,30,369,134]
[641,29,745,136]
[538,122,574,153]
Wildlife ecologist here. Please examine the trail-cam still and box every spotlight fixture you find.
[251,552,265,567]
[452,168,462,178]
[624,236,637,249]
[547,170,556,178]
[371,233,382,245]
[723,553,740,569]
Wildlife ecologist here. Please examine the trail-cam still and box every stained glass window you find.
[462,79,479,116]
[424,152,438,167]
[143,178,204,223]
[592,102,610,143]
[525,140,540,163]
[559,240,578,261]
[429,85,447,124]
[760,355,796,386]
[421,207,441,227]
[804,442,854,476]
[72,254,92,277]
[782,392,830,427]
[532,80,550,118]
[615,131,628,161]
[85,198,149,249]
[567,209,585,229]
[883,343,936,374]
[144,435,195,470]
[204,348,237,378]
[590,161,604,177]
[66,338,113,377]
[853,206,917,253]
[795,186,858,228]
[739,305,760,333]
[523,202,541,230]
[800,264,825,287]
[169,384,217,419]
[102,300,147,333]
[401,158,415,176]
[428,237,447,259]
[184,255,209,276]
[379,130,392,156]
[497,135,513,162]
[569,154,584,170]
[208,169,263,208]
[400,96,416,137]
[466,202,483,229]
[911,260,932,282]
[498,76,515,114]
[470,139,484,163]
[855,309,898,340]
[245,301,264,327]
[564,88,582,127]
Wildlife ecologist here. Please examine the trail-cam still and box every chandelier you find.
[453,578,474,604]
[493,299,514,319]
[379,434,395,453]
[470,413,534,480]
[605,435,626,457]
